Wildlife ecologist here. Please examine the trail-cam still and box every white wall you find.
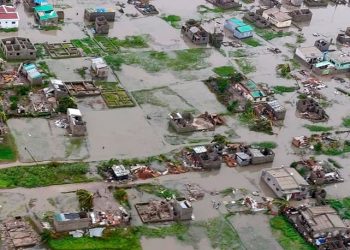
[0,19,18,28]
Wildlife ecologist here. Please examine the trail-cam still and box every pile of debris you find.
[185,183,205,201]
[0,217,40,249]
[131,165,161,179]
[296,97,329,122]
[166,162,188,175]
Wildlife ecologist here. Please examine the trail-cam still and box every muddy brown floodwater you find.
[1,0,350,249]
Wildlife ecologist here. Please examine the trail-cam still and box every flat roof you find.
[264,167,309,191]
[67,108,82,117]
[236,25,253,33]
[297,46,322,58]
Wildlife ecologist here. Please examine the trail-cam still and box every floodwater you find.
[1,0,350,249]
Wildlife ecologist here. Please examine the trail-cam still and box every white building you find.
[0,5,19,29]
[262,7,291,28]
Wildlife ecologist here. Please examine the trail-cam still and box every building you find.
[327,51,350,73]
[289,9,312,22]
[235,152,251,166]
[0,37,36,60]
[84,7,115,22]
[296,98,328,122]
[261,167,309,200]
[224,18,253,39]
[233,80,268,103]
[23,0,48,12]
[22,63,42,85]
[191,146,221,169]
[67,108,87,136]
[206,0,241,9]
[266,100,286,120]
[0,5,19,28]
[95,16,109,34]
[53,212,91,232]
[290,0,303,6]
[34,4,58,25]
[181,19,209,45]
[248,148,275,165]
[314,39,331,52]
[262,7,292,28]
[111,165,130,181]
[91,57,108,78]
[243,12,271,29]
[294,46,324,66]
[47,79,69,99]
[173,199,193,221]
[169,112,217,133]
[286,206,350,249]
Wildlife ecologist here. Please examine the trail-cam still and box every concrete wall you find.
[53,218,91,232]
[84,10,115,22]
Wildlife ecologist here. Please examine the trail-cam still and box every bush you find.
[113,188,130,208]
[57,96,77,113]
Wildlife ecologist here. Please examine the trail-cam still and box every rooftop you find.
[297,46,323,58]
[0,5,19,20]
[264,167,309,191]
[267,100,286,112]
[67,108,82,117]
[236,25,253,33]
[34,4,58,21]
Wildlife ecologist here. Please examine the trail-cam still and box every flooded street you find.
[0,0,349,249]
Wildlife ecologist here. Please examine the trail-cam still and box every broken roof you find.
[193,146,207,154]
[267,100,286,112]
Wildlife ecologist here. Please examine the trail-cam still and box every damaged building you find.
[262,7,292,28]
[294,46,324,66]
[95,16,109,34]
[296,98,329,122]
[84,7,115,21]
[181,19,209,45]
[254,99,286,121]
[235,147,275,166]
[285,206,350,249]
[22,63,42,85]
[233,80,268,103]
[111,165,130,181]
[314,39,331,52]
[261,167,309,200]
[53,212,92,232]
[34,4,58,26]
[169,112,223,133]
[67,108,87,136]
[91,57,108,78]
[183,145,221,170]
[0,37,36,60]
[64,81,101,97]
[243,11,271,29]
[206,0,241,9]
[289,9,313,22]
[45,79,69,99]
[135,198,193,223]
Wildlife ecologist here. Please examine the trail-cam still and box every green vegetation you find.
[41,26,62,31]
[57,96,77,113]
[76,189,94,211]
[213,66,236,77]
[270,216,316,250]
[242,0,254,3]
[136,183,180,199]
[74,67,86,79]
[234,58,256,74]
[239,102,273,134]
[35,44,46,59]
[136,223,189,240]
[0,133,17,162]
[113,188,130,208]
[251,141,277,149]
[304,125,333,132]
[0,27,18,32]
[105,48,211,72]
[0,162,91,188]
[326,197,350,219]
[242,37,261,47]
[229,49,247,58]
[94,36,119,53]
[48,228,141,250]
[38,61,56,78]
[197,4,225,14]
[314,140,350,156]
[273,85,296,94]
[111,35,149,49]
[71,38,102,56]
[162,15,181,28]
[255,28,293,41]
[296,33,306,43]
[342,117,350,128]
[276,64,291,79]
[96,82,135,108]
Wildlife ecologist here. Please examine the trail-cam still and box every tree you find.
[57,96,77,113]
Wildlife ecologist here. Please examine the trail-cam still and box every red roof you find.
[0,5,18,20]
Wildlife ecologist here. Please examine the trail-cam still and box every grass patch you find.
[213,66,236,77]
[273,85,296,94]
[251,141,277,149]
[255,28,293,41]
[242,37,261,47]
[0,133,17,162]
[136,223,189,240]
[229,49,247,58]
[41,26,61,31]
[111,35,148,49]
[342,117,350,128]
[270,216,316,250]
[38,61,56,78]
[0,27,18,32]
[239,103,273,134]
[197,4,225,14]
[71,38,102,56]
[0,162,92,188]
[296,33,306,43]
[235,58,256,74]
[162,15,181,28]
[304,125,333,132]
[326,198,350,219]
[105,48,211,72]
[96,82,134,108]
[136,183,180,199]
[113,188,130,208]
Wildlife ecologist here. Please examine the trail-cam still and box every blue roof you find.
[227,18,245,26]
[96,7,106,12]
[34,0,48,4]
[236,25,253,33]
[23,64,36,71]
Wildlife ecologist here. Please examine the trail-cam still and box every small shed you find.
[235,152,251,166]
[91,57,108,78]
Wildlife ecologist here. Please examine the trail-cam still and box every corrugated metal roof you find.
[237,25,253,33]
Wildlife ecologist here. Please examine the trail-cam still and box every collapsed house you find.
[169,112,223,133]
[135,198,193,223]
[337,30,350,45]
[91,57,108,78]
[44,79,69,99]
[64,81,101,97]
[181,19,209,45]
[206,0,241,9]
[224,18,253,39]
[0,37,36,60]
[182,145,221,170]
[243,11,271,29]
[289,9,312,22]
[133,0,159,16]
[67,108,87,136]
[33,4,58,26]
[293,159,344,185]
[0,217,40,249]
[233,80,268,103]
[261,167,309,200]
[314,39,331,52]
[254,99,286,121]
[296,98,328,122]
[262,7,292,28]
[84,7,115,21]
[209,30,224,48]
[285,206,350,249]
[304,0,328,7]
[95,16,109,34]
